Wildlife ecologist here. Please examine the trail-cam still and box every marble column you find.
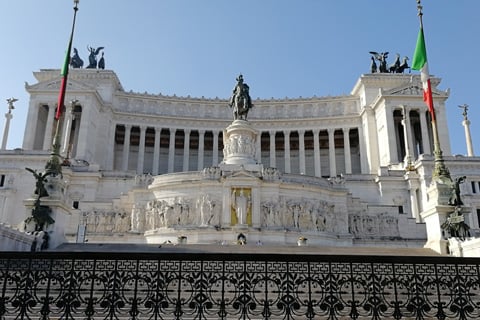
[343,128,352,174]
[328,128,336,177]
[313,129,321,177]
[42,105,55,150]
[299,130,305,174]
[463,119,474,156]
[269,130,276,168]
[107,123,116,170]
[255,131,262,163]
[419,111,432,155]
[22,101,40,149]
[122,125,132,171]
[137,126,146,174]
[1,112,12,150]
[284,130,291,173]
[152,127,161,175]
[198,130,205,170]
[357,125,367,174]
[212,130,219,166]
[402,106,414,167]
[61,103,75,157]
[183,129,191,171]
[168,128,176,173]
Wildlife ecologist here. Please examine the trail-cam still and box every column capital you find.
[124,124,132,130]
[283,129,291,135]
[169,127,177,134]
[298,129,305,136]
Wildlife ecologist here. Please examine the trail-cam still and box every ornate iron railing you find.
[1,251,480,319]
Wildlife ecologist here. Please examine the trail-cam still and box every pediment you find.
[384,82,445,97]
[26,77,96,93]
[223,168,262,179]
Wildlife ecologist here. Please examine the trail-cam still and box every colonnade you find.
[113,124,363,177]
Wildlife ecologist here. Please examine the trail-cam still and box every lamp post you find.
[1,98,17,150]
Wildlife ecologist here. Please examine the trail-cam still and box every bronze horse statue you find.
[229,74,253,120]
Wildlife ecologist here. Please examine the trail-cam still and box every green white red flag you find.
[56,38,72,120]
[412,27,436,121]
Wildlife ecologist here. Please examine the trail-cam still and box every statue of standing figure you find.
[229,74,253,120]
[232,188,250,225]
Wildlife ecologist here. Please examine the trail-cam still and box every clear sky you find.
[0,0,478,155]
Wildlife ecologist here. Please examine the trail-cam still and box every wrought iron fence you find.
[1,251,480,319]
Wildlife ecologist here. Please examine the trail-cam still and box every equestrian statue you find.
[229,74,253,121]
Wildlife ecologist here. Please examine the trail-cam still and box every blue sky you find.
[0,0,478,155]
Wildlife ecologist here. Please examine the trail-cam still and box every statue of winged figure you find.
[369,51,389,73]
[86,46,104,69]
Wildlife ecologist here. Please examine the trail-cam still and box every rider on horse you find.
[229,74,253,120]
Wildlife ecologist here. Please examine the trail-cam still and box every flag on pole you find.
[55,40,72,120]
[412,27,435,121]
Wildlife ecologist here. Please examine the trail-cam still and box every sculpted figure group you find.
[70,46,105,69]
[369,51,409,74]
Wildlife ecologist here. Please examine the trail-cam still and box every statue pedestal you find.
[421,205,451,254]
[222,120,258,165]
[23,198,71,250]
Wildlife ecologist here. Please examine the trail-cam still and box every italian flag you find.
[412,27,436,121]
[56,38,72,120]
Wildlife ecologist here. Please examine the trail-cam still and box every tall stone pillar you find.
[168,128,176,173]
[61,100,75,157]
[463,119,474,156]
[255,131,262,163]
[313,129,321,177]
[152,127,161,175]
[269,130,276,168]
[299,130,305,174]
[1,99,15,150]
[198,130,205,170]
[401,106,414,168]
[212,130,219,166]
[122,125,132,171]
[284,130,291,173]
[343,128,352,174]
[43,105,55,150]
[183,129,191,171]
[137,126,146,174]
[419,111,432,155]
[328,128,336,177]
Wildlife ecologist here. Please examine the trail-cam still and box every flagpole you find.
[415,0,451,182]
[45,0,79,176]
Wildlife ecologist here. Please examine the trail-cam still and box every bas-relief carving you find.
[260,197,343,233]
[348,212,400,238]
[133,196,222,232]
[82,209,130,234]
